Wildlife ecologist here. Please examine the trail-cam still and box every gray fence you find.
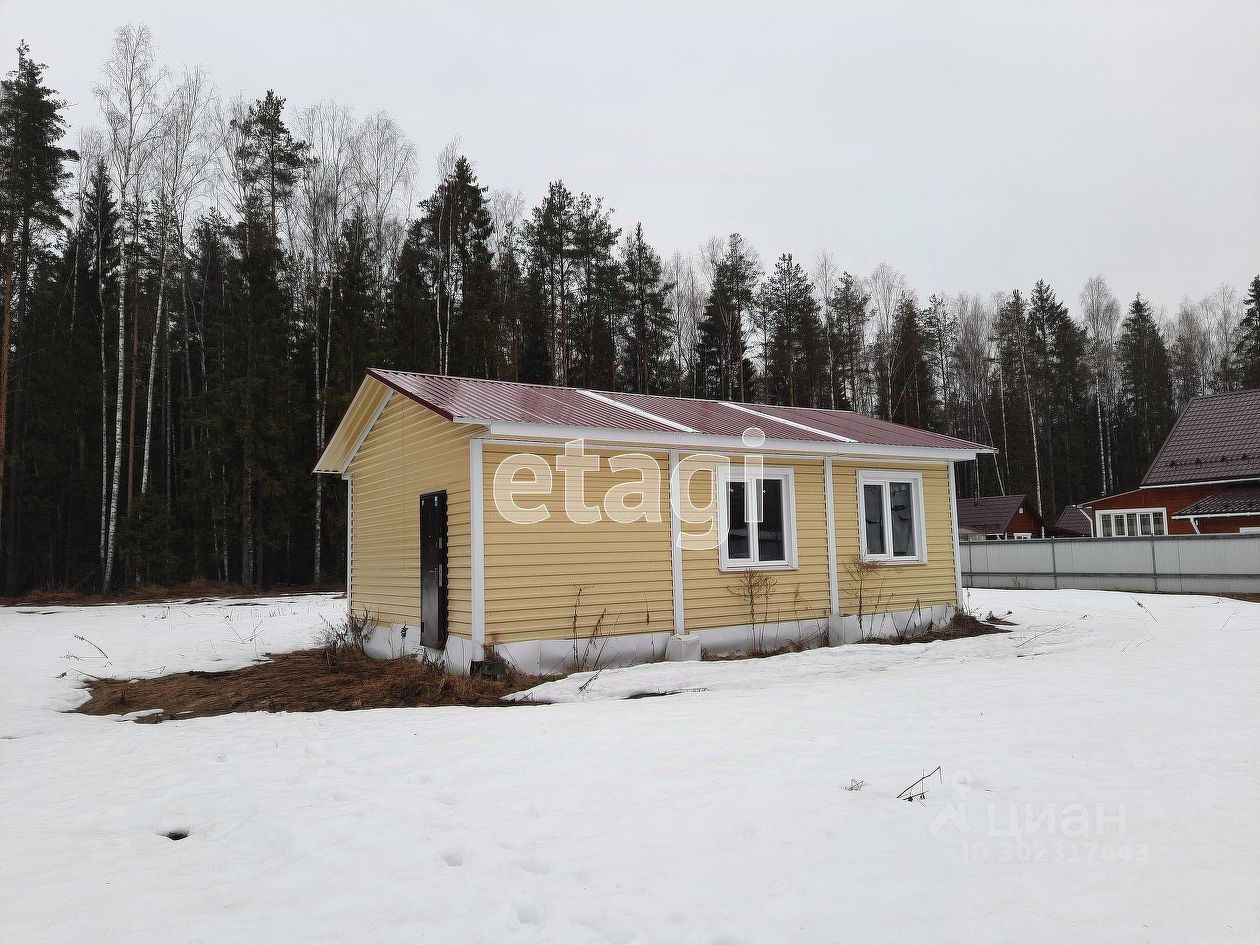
[960,533,1260,595]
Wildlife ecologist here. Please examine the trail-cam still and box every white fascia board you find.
[725,401,854,442]
[1145,477,1260,489]
[478,420,983,462]
[1170,510,1260,520]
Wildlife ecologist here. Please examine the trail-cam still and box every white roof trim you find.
[575,388,698,433]
[724,401,855,442]
[331,389,391,475]
[480,419,982,461]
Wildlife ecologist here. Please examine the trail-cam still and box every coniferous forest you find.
[2,27,1258,594]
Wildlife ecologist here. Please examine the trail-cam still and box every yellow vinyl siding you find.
[678,455,832,632]
[832,460,958,611]
[481,445,674,645]
[346,396,477,633]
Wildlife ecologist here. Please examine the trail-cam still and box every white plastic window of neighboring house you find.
[1098,509,1166,537]
[717,466,798,570]
[1013,532,1032,539]
[858,470,927,563]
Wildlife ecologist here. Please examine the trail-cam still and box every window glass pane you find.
[726,481,750,559]
[1126,512,1137,536]
[890,481,916,557]
[757,478,786,562]
[1140,513,1152,536]
[1101,515,1113,537]
[863,483,885,555]
[1153,512,1165,536]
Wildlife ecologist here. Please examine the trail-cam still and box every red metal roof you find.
[1142,389,1260,487]
[366,369,991,452]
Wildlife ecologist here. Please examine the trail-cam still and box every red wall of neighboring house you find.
[1084,485,1260,535]
[1007,508,1044,536]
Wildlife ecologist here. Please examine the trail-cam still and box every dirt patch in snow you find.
[73,649,548,722]
[4,578,342,607]
[855,610,1012,646]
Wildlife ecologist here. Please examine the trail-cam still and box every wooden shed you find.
[315,370,992,674]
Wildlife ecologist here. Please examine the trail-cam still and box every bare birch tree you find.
[95,24,164,589]
[1079,274,1120,494]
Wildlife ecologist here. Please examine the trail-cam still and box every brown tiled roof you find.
[1172,485,1260,518]
[1142,389,1260,487]
[367,370,992,452]
[956,495,1027,534]
[1055,505,1094,536]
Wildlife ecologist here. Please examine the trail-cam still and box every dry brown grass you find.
[854,609,1011,646]
[74,648,549,723]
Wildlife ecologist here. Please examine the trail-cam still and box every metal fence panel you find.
[960,534,1260,594]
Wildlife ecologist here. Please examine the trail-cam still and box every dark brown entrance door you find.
[419,491,448,649]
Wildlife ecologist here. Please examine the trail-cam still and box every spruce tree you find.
[1234,275,1260,389]
[0,41,73,563]
[889,295,941,430]
[696,234,758,400]
[617,223,676,394]
[827,272,869,411]
[1116,293,1176,486]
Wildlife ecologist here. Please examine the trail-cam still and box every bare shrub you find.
[316,608,374,667]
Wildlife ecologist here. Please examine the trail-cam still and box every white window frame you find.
[1013,532,1033,540]
[1096,508,1167,538]
[857,470,928,564]
[716,465,799,571]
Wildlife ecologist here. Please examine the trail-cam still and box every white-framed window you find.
[857,470,927,564]
[1097,508,1166,538]
[716,465,798,570]
[1013,532,1033,540]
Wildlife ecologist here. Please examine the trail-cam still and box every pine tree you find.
[522,181,577,384]
[568,192,620,390]
[757,253,823,406]
[617,223,675,394]
[1234,275,1260,389]
[412,155,498,377]
[1116,293,1176,487]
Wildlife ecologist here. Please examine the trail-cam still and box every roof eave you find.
[477,419,989,461]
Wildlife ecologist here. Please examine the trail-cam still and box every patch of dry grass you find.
[854,609,1011,646]
[74,648,549,723]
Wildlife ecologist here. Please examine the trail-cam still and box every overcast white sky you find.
[4,0,1258,312]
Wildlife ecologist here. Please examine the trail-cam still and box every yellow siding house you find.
[316,370,992,674]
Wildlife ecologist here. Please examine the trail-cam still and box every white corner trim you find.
[344,474,353,609]
[948,462,963,607]
[338,388,392,474]
[469,438,486,654]
[668,449,686,635]
[724,401,855,442]
[575,388,698,433]
[824,456,839,617]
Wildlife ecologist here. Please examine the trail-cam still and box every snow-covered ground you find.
[1,589,1257,945]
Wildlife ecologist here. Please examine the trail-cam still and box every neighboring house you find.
[1082,389,1260,537]
[315,370,992,674]
[956,494,1047,540]
[1055,505,1094,537]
